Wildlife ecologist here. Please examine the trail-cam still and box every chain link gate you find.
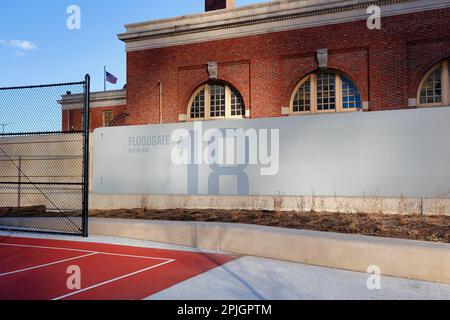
[0,75,90,237]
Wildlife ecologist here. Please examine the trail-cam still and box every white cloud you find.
[0,39,38,52]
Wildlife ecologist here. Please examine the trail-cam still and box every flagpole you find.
[104,66,106,91]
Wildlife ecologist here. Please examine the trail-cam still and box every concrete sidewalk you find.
[148,256,450,300]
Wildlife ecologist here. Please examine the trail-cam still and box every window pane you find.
[316,73,336,111]
[420,66,442,104]
[230,87,245,117]
[190,88,205,119]
[210,85,226,118]
[293,79,311,113]
[342,76,362,109]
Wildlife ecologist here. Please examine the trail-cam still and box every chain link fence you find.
[0,76,90,236]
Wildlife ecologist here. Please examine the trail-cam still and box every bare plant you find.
[296,196,306,213]
[139,194,149,209]
[273,193,284,219]
[311,191,316,213]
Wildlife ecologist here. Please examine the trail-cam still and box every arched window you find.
[290,71,362,115]
[188,83,245,120]
[417,59,449,107]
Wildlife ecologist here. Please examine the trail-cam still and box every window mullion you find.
[336,73,343,112]
[225,86,232,119]
[311,74,317,114]
[443,60,449,106]
[205,85,211,120]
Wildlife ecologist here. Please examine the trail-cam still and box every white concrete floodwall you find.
[90,107,450,214]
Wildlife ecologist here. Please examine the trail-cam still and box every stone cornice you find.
[58,89,126,110]
[118,0,450,52]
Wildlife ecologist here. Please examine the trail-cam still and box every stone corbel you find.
[317,48,328,69]
[208,62,218,80]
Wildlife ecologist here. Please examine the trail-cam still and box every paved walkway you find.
[149,256,450,300]
[2,232,450,300]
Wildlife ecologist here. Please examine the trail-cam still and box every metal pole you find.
[82,74,90,237]
[159,81,163,124]
[104,66,106,92]
[17,156,21,208]
[0,123,13,134]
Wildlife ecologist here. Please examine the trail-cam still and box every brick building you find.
[61,0,450,131]
[60,89,126,131]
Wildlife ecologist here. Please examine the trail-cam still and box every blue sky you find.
[0,0,261,91]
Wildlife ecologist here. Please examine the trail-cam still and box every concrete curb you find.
[90,218,450,285]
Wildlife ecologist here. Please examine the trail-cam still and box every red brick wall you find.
[63,105,126,132]
[125,8,450,125]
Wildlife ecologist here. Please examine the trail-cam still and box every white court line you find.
[0,242,174,261]
[52,259,175,300]
[0,241,177,299]
[0,252,98,277]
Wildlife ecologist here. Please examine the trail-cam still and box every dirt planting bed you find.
[89,209,450,243]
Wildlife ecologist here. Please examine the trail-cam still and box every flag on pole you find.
[105,71,118,84]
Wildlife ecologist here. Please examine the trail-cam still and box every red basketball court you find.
[0,236,237,300]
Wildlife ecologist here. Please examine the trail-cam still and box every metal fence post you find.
[17,156,21,208]
[82,74,90,237]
